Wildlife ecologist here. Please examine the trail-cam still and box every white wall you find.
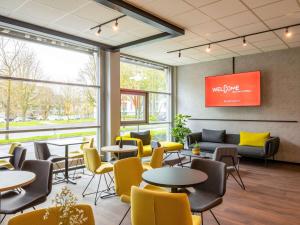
[177,47,300,163]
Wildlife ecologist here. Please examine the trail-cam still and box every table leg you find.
[65,145,76,185]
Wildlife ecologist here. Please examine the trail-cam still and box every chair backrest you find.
[8,143,21,154]
[21,160,53,196]
[83,148,101,173]
[34,142,51,160]
[113,157,143,199]
[80,137,94,150]
[191,158,226,196]
[131,186,195,225]
[9,146,27,170]
[213,147,238,167]
[150,147,165,169]
[8,204,95,225]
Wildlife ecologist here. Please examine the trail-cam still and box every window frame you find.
[0,32,102,147]
[120,88,149,125]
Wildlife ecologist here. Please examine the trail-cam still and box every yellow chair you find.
[8,204,95,225]
[0,143,21,169]
[116,134,183,158]
[82,148,113,205]
[69,137,94,177]
[131,186,201,225]
[142,147,165,171]
[114,157,165,225]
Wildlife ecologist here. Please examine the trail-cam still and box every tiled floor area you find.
[2,159,300,225]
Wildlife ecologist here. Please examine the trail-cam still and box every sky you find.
[5,36,93,83]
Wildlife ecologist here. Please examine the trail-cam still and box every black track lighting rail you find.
[90,15,126,30]
[167,22,300,54]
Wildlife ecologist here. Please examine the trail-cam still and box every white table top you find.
[0,171,36,192]
[101,145,138,153]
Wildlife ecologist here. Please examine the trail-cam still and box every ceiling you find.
[1,0,300,66]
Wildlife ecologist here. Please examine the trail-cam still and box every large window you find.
[0,32,101,158]
[120,57,172,141]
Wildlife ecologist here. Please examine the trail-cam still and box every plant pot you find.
[192,147,200,155]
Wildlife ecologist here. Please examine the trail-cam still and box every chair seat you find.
[143,145,153,157]
[69,151,84,158]
[48,155,66,163]
[0,160,13,170]
[95,162,113,174]
[0,191,47,214]
[188,190,223,212]
[192,215,201,225]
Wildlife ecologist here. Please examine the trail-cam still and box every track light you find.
[113,19,119,31]
[96,26,101,36]
[206,44,211,53]
[285,27,292,37]
[178,51,181,58]
[243,37,247,47]
[24,34,30,39]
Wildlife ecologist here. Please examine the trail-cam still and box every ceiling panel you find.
[253,0,300,20]
[1,0,300,66]
[218,11,260,29]
[199,0,248,19]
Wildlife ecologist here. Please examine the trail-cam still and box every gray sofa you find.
[187,130,280,163]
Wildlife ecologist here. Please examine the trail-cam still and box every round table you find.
[0,171,36,222]
[142,167,208,193]
[101,145,138,159]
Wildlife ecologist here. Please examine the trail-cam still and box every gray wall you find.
[177,47,300,163]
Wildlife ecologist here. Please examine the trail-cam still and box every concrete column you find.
[103,51,120,145]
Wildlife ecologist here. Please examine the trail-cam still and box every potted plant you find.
[171,114,191,145]
[192,142,201,155]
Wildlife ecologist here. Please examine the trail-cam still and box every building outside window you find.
[120,56,172,141]
[0,30,101,158]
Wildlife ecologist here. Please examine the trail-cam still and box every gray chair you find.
[115,140,138,159]
[213,147,245,190]
[0,160,53,222]
[188,158,226,225]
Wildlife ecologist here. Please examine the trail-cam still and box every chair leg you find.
[201,212,204,225]
[119,206,131,225]
[33,206,36,210]
[209,210,220,225]
[235,168,246,190]
[82,175,95,197]
[0,214,6,224]
[230,171,245,190]
[94,174,102,205]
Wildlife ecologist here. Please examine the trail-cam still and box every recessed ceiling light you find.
[24,34,30,39]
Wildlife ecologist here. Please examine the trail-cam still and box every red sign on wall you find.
[205,71,261,107]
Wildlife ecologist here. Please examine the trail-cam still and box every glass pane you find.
[149,93,171,123]
[120,125,138,136]
[0,35,98,85]
[120,62,170,93]
[0,79,99,135]
[0,128,99,158]
[121,93,145,122]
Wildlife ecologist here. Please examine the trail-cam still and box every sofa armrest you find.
[264,137,280,157]
[187,132,202,147]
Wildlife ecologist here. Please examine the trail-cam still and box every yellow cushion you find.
[69,150,84,158]
[160,142,184,152]
[143,145,153,157]
[0,160,13,169]
[95,162,113,174]
[192,215,201,225]
[239,131,270,147]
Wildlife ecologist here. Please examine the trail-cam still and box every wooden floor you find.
[2,159,300,225]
